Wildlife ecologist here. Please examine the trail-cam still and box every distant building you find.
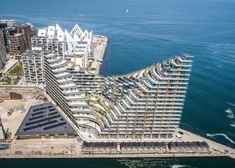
[16,23,33,50]
[0,29,5,46]
[0,45,7,69]
[0,20,15,28]
[0,20,35,56]
[22,50,44,84]
[7,33,26,55]
[0,21,17,53]
[32,24,92,69]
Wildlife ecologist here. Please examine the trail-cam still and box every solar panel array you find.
[15,103,76,137]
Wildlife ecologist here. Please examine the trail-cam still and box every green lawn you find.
[7,62,23,77]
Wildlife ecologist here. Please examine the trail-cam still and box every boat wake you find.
[227,102,235,107]
[227,113,235,119]
[230,123,235,128]
[225,108,233,114]
[206,133,235,144]
[224,107,235,126]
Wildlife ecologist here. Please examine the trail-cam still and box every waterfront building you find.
[99,55,193,140]
[21,50,44,84]
[44,52,193,141]
[32,24,65,58]
[0,45,7,69]
[32,24,92,69]
[0,20,15,28]
[21,23,92,85]
[44,53,104,129]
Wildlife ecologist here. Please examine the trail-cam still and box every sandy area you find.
[0,138,80,157]
[0,98,45,138]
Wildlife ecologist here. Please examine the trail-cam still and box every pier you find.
[88,35,108,75]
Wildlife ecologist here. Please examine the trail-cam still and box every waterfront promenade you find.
[0,130,234,159]
[177,128,235,159]
[0,127,234,159]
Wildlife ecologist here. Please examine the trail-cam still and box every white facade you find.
[32,24,92,69]
[44,52,193,141]
[22,50,44,84]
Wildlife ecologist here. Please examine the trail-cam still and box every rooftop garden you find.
[86,96,113,116]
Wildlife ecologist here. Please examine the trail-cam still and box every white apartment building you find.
[43,51,193,141]
[32,24,92,69]
[21,50,44,84]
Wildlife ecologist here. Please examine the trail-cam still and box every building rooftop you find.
[15,102,76,137]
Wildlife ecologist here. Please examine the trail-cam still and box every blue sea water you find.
[0,0,235,167]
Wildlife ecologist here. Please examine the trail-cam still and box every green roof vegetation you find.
[85,96,113,116]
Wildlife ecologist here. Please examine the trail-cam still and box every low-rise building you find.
[15,103,76,139]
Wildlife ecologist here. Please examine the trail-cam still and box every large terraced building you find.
[44,51,193,141]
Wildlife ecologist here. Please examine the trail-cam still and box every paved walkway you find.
[2,58,18,74]
[89,35,108,75]
[178,128,235,159]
